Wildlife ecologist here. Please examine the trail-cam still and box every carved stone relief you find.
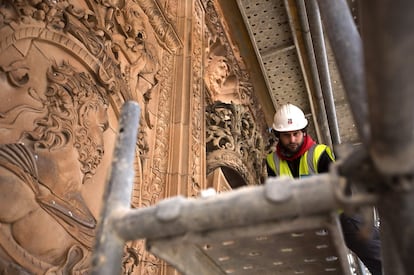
[204,41,241,104]
[206,102,267,187]
[0,1,115,272]
[0,60,108,273]
[206,167,232,193]
[0,0,269,274]
[0,0,181,274]
[188,0,205,197]
[203,0,269,188]
[203,0,254,106]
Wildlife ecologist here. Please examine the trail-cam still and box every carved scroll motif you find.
[206,102,267,187]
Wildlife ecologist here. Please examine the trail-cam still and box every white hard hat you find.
[272,104,308,132]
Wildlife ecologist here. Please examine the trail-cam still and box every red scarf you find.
[276,134,316,161]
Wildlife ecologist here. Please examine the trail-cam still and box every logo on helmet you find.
[287,118,293,124]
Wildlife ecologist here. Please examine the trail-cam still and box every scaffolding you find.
[91,0,414,274]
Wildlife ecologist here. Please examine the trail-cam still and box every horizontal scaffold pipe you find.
[114,174,361,242]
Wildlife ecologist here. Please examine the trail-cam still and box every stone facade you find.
[0,0,270,274]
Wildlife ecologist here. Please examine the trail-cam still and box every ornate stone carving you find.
[203,0,269,188]
[156,0,178,23]
[0,62,108,274]
[205,54,230,99]
[0,1,120,271]
[188,0,205,197]
[0,0,182,273]
[0,0,274,274]
[135,0,182,54]
[206,102,267,187]
[144,53,174,206]
[121,239,161,275]
[203,0,268,123]
[108,0,161,128]
[203,26,241,105]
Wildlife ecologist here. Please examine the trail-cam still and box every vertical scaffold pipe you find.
[360,0,414,175]
[91,101,140,275]
[305,0,341,146]
[360,0,414,274]
[317,0,369,145]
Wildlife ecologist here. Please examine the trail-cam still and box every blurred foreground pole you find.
[91,101,140,275]
[360,0,414,274]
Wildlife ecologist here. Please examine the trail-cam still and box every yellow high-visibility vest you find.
[266,144,334,178]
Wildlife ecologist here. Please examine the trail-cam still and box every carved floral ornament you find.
[206,102,267,187]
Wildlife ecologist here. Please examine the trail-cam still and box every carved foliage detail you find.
[206,102,267,186]
[202,0,270,188]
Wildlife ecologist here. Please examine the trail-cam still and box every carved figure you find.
[111,1,159,98]
[0,1,180,274]
[205,55,230,96]
[107,0,160,130]
[205,54,241,104]
[0,62,108,274]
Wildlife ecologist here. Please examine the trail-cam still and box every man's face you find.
[279,130,304,154]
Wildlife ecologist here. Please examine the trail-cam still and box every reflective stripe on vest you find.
[266,144,333,178]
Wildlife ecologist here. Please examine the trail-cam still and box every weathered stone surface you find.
[0,0,269,274]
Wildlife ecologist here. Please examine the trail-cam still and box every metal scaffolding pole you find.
[359,0,414,274]
[360,0,414,175]
[317,0,369,145]
[316,1,414,274]
[113,175,339,241]
[305,0,341,145]
[91,101,141,275]
[293,0,333,148]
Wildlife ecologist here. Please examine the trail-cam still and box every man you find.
[266,103,382,275]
